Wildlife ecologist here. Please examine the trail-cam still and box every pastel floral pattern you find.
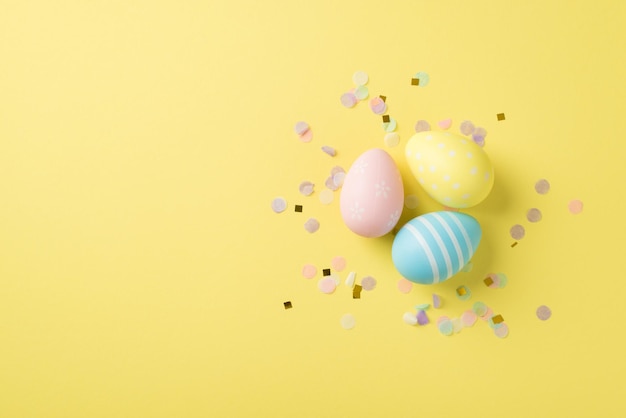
[387,209,400,228]
[350,201,365,221]
[375,180,391,199]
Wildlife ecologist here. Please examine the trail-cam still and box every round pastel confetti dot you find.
[319,189,334,205]
[461,261,473,272]
[271,197,287,213]
[461,310,478,327]
[299,181,314,196]
[318,277,336,294]
[340,313,356,330]
[536,305,552,321]
[352,71,369,86]
[472,302,488,317]
[404,194,419,209]
[325,176,339,191]
[432,294,442,308]
[397,278,413,294]
[299,129,313,143]
[361,276,377,291]
[369,97,386,114]
[494,323,509,338]
[294,121,309,135]
[535,179,550,194]
[340,92,358,108]
[480,307,494,321]
[437,119,452,130]
[436,315,450,326]
[414,120,430,132]
[438,319,453,336]
[329,274,341,286]
[472,135,485,147]
[384,132,400,147]
[331,256,346,272]
[354,85,369,100]
[414,71,430,87]
[302,264,317,279]
[452,318,463,333]
[456,285,471,301]
[474,126,487,138]
[332,172,346,188]
[416,310,429,325]
[415,303,430,310]
[331,166,346,176]
[403,312,418,325]
[510,224,525,240]
[321,146,336,157]
[496,273,508,288]
[459,120,475,135]
[304,218,320,233]
[383,117,397,132]
[569,199,583,214]
[485,273,500,288]
[527,208,542,222]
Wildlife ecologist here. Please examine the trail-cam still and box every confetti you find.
[283,301,293,309]
[413,72,430,87]
[299,129,313,143]
[527,208,542,222]
[461,310,478,327]
[497,113,505,121]
[382,114,390,123]
[329,274,341,286]
[536,305,552,321]
[494,323,509,338]
[354,85,369,100]
[352,71,369,86]
[437,119,452,130]
[304,218,320,233]
[472,302,488,317]
[456,285,471,301]
[331,256,346,272]
[353,284,362,299]
[403,312,418,325]
[480,307,494,321]
[379,95,386,102]
[411,78,420,86]
[474,126,487,138]
[417,310,429,325]
[404,194,419,209]
[325,176,339,191]
[322,268,331,276]
[535,179,550,194]
[383,117,397,132]
[510,224,525,240]
[271,197,287,213]
[472,135,485,147]
[340,92,358,108]
[397,278,413,294]
[433,294,442,308]
[345,271,356,287]
[511,242,518,248]
[340,313,356,330]
[302,264,317,279]
[294,121,309,135]
[461,261,473,272]
[361,276,377,291]
[414,120,431,133]
[452,318,463,333]
[459,120,475,136]
[294,204,303,212]
[321,146,336,157]
[415,303,430,310]
[484,273,498,288]
[299,181,315,196]
[319,189,334,205]
[369,97,387,114]
[496,273,508,288]
[438,319,454,336]
[332,171,346,187]
[318,277,336,294]
[568,199,583,214]
[384,132,400,147]
[436,315,450,326]
[331,166,346,176]
[491,314,504,325]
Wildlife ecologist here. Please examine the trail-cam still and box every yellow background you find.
[1,1,625,417]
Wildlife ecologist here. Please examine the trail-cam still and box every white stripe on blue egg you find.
[391,211,482,285]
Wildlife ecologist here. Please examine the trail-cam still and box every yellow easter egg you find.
[405,131,494,208]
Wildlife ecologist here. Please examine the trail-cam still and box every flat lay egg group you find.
[274,71,582,336]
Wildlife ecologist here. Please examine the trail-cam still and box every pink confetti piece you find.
[568,199,583,214]
[397,278,413,294]
[437,118,452,130]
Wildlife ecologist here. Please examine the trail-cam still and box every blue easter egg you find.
[392,211,482,284]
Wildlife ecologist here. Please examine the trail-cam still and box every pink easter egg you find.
[339,148,404,237]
